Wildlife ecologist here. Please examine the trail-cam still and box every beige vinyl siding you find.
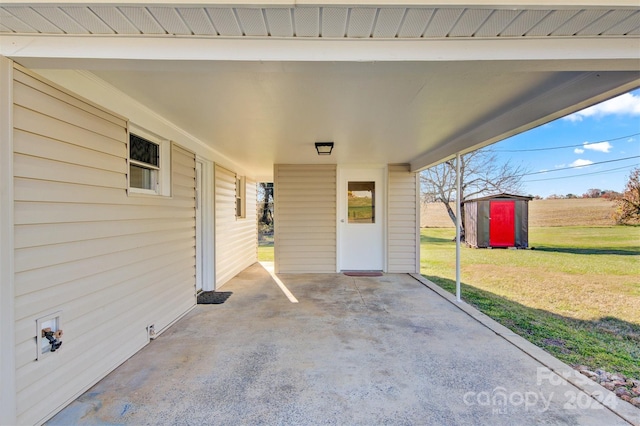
[0,55,16,426]
[215,165,257,287]
[275,164,336,273]
[12,65,196,425]
[387,164,420,273]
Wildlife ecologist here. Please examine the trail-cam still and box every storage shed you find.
[463,194,533,249]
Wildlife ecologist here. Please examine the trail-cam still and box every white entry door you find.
[339,167,385,271]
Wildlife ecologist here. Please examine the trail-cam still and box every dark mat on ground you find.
[343,272,383,277]
[197,291,233,304]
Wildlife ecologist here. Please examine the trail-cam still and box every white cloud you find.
[563,92,640,122]
[554,164,566,169]
[574,148,584,154]
[570,159,594,168]
[583,141,613,153]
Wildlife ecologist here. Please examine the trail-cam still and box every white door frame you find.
[195,161,203,293]
[336,165,387,272]
[195,157,215,292]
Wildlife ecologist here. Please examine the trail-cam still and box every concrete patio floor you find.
[47,263,638,425]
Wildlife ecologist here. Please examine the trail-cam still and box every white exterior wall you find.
[215,165,257,287]
[274,164,337,273]
[275,164,417,274]
[11,64,196,425]
[387,164,420,273]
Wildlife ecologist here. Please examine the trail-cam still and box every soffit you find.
[1,4,638,37]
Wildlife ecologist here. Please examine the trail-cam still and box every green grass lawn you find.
[258,242,274,262]
[421,226,640,378]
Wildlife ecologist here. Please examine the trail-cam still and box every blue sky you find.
[493,88,640,198]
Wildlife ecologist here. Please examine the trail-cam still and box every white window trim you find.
[236,175,246,219]
[128,124,171,197]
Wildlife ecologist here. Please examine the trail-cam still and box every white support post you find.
[455,152,462,303]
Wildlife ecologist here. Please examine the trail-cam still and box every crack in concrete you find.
[351,277,367,308]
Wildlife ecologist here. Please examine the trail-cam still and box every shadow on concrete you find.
[46,265,636,426]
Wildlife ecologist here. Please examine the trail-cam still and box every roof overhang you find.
[1,2,639,179]
[463,193,534,202]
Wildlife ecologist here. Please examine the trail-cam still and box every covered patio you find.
[47,264,635,425]
[2,2,639,423]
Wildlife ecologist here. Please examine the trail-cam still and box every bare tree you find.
[420,147,528,239]
[583,188,603,198]
[613,167,640,225]
[257,182,273,226]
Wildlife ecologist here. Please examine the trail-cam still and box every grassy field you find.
[421,226,640,377]
[421,198,617,228]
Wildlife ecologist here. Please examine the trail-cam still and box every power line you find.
[523,164,636,183]
[494,132,640,152]
[521,155,639,177]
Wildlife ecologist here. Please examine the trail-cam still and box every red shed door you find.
[489,201,515,247]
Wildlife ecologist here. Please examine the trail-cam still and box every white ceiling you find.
[85,62,608,174]
[2,2,639,179]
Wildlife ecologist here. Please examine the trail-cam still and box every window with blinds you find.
[129,133,160,193]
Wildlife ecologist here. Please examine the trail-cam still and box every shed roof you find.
[463,193,535,203]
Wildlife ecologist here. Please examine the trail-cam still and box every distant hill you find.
[420,198,617,228]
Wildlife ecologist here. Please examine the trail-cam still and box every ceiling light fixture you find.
[315,142,334,155]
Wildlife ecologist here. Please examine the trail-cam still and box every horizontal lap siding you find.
[215,165,257,287]
[275,164,336,273]
[12,66,196,425]
[388,165,419,273]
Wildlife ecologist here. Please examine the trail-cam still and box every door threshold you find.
[342,271,384,277]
